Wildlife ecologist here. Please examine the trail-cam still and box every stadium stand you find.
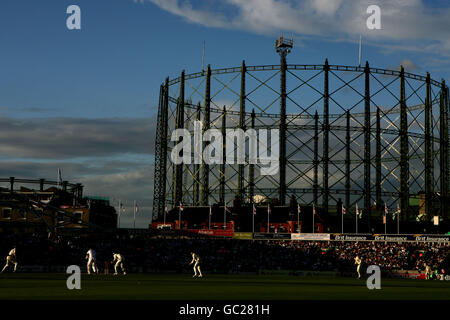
[0,231,448,278]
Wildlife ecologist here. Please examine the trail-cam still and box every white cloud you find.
[399,59,420,72]
[145,0,450,56]
[148,0,229,28]
[309,0,343,16]
[0,116,156,159]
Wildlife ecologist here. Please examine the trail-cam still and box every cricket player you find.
[85,248,98,274]
[1,247,18,273]
[425,264,431,280]
[189,252,203,278]
[111,252,126,275]
[354,256,362,279]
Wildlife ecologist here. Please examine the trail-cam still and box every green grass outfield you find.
[0,273,449,300]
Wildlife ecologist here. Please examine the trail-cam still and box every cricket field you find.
[0,273,449,300]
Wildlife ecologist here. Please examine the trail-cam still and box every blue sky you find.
[1,0,450,227]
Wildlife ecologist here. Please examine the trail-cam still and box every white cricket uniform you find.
[190,253,203,277]
[112,253,126,275]
[86,249,98,274]
[355,257,362,278]
[1,248,18,273]
[425,266,431,280]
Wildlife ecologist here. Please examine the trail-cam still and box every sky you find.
[1,0,450,228]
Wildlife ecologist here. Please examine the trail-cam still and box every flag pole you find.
[267,204,270,233]
[178,203,181,230]
[252,204,255,234]
[312,204,315,234]
[224,204,226,230]
[252,207,255,234]
[341,205,344,234]
[118,199,121,229]
[397,207,400,234]
[297,205,300,233]
[355,206,358,234]
[209,206,211,230]
[164,205,166,225]
[133,200,136,230]
[384,205,387,234]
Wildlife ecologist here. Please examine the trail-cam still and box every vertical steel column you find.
[445,86,449,220]
[431,122,435,195]
[314,111,319,206]
[172,102,178,204]
[364,62,371,229]
[345,110,351,213]
[238,61,246,202]
[201,65,211,206]
[425,73,433,219]
[399,66,409,221]
[220,106,226,203]
[376,107,381,207]
[322,60,330,215]
[193,102,201,206]
[152,80,168,218]
[440,81,449,219]
[183,107,191,204]
[174,71,185,206]
[248,109,255,205]
[430,105,435,218]
[279,54,287,205]
[152,84,163,216]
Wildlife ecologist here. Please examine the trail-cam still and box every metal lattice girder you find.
[400,66,409,221]
[364,62,371,228]
[425,73,433,219]
[238,61,246,202]
[220,106,226,203]
[201,65,211,206]
[193,103,202,206]
[248,109,256,204]
[322,60,330,214]
[445,85,449,219]
[345,110,351,211]
[151,85,164,219]
[376,107,382,207]
[173,71,185,206]
[161,81,169,212]
[152,81,168,219]
[157,61,450,226]
[279,53,287,205]
[314,111,319,205]
[440,81,449,219]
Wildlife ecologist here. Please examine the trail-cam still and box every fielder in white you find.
[111,252,126,275]
[189,252,203,278]
[425,265,431,280]
[85,248,98,274]
[1,247,18,273]
[354,256,362,279]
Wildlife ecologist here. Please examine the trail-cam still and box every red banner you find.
[191,229,234,237]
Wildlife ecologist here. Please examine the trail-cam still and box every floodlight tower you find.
[275,36,293,205]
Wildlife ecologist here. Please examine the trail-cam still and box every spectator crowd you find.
[0,231,448,277]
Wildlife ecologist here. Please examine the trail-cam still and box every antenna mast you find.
[358,35,362,67]
[202,40,205,72]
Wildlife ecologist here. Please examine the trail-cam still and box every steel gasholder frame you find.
[152,60,449,232]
